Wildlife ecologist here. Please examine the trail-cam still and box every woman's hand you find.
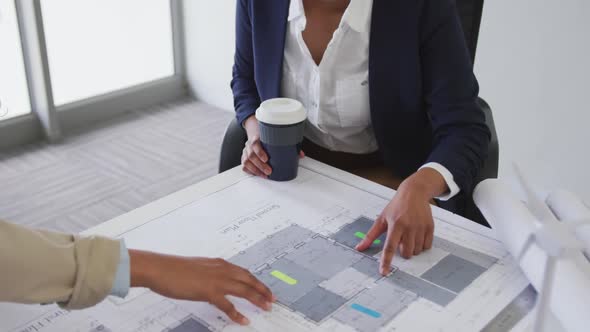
[130,250,275,325]
[241,116,272,177]
[355,167,447,275]
[241,115,304,177]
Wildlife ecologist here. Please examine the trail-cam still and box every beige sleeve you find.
[0,219,121,309]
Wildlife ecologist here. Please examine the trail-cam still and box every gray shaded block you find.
[331,216,385,256]
[291,286,348,323]
[285,237,362,278]
[352,256,382,279]
[229,225,314,271]
[256,258,325,305]
[168,317,210,332]
[433,237,497,269]
[334,281,417,332]
[385,270,456,306]
[421,254,486,293]
[320,267,376,299]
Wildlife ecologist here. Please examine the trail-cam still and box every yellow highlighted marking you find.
[270,270,298,285]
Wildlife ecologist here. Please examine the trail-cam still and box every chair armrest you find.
[219,118,248,173]
[477,97,499,181]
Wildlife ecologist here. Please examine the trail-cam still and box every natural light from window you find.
[41,0,175,106]
[0,0,32,121]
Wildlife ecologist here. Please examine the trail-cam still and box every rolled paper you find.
[546,189,590,254]
[474,179,590,332]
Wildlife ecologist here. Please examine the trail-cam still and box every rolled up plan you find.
[546,189,590,221]
[546,190,590,255]
[474,179,590,332]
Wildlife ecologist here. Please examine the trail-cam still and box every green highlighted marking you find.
[354,231,381,245]
[270,270,298,285]
[354,231,366,239]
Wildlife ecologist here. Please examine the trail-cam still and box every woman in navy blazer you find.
[231,0,490,272]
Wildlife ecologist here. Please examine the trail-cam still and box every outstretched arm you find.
[0,220,274,325]
[130,250,274,325]
[0,219,121,309]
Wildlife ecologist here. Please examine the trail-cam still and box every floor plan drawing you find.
[228,216,498,331]
[0,161,534,332]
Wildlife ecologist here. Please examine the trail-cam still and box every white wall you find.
[182,0,236,111]
[183,1,590,202]
[475,0,590,202]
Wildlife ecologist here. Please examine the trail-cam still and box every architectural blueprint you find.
[0,161,533,332]
[228,217,499,331]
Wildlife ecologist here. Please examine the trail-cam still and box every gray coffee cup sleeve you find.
[259,121,305,146]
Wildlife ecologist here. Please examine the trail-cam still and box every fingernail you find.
[241,316,250,325]
[272,295,277,302]
[265,302,272,311]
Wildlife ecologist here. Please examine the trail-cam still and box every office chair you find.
[218,0,498,225]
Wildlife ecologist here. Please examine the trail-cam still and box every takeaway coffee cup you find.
[256,98,307,181]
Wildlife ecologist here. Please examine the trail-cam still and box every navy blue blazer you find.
[231,0,490,212]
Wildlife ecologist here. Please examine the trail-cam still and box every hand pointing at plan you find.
[355,167,449,275]
[129,250,275,325]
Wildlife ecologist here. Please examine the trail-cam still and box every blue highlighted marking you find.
[350,303,381,318]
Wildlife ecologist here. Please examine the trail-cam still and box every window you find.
[1,0,182,149]
[40,0,175,105]
[0,0,31,120]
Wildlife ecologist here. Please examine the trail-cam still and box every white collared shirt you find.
[280,0,459,200]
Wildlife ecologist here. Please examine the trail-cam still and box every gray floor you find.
[0,98,233,233]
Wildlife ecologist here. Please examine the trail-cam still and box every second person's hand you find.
[130,250,275,325]
[242,115,272,177]
[241,115,304,178]
[355,168,447,275]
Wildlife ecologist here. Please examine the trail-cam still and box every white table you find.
[87,158,495,238]
[1,158,533,332]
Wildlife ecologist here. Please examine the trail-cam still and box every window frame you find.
[0,0,186,150]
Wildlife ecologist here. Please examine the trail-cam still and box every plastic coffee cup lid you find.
[255,98,306,125]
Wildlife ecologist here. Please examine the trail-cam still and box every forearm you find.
[232,82,260,126]
[243,115,259,138]
[400,167,448,201]
[129,249,160,289]
[420,0,490,193]
[232,0,260,127]
[129,249,189,295]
